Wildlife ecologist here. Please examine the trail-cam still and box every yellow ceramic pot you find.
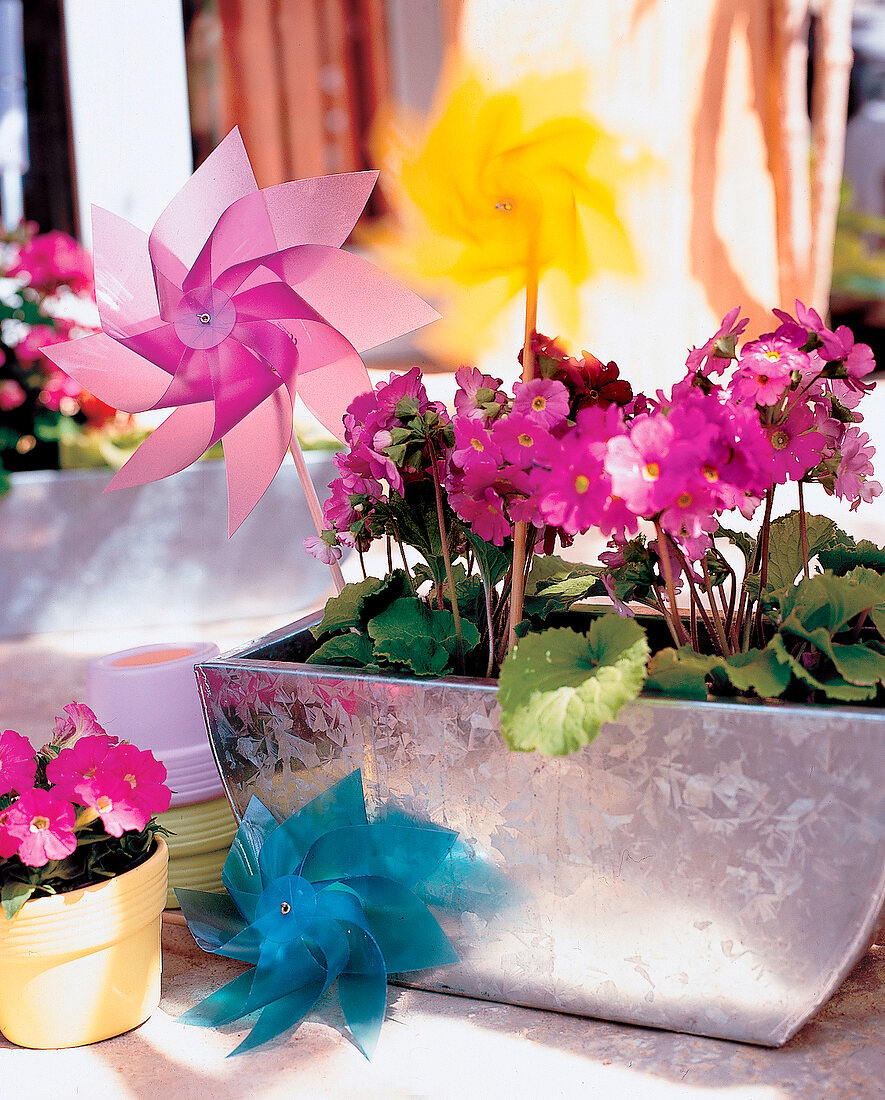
[0,836,168,1049]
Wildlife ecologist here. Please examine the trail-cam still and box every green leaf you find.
[2,880,36,920]
[764,512,848,590]
[391,482,461,591]
[305,632,376,669]
[369,598,479,677]
[522,555,605,620]
[312,577,387,640]
[819,538,885,576]
[464,530,510,589]
[779,568,885,636]
[644,646,715,700]
[311,572,410,641]
[498,617,649,755]
[722,647,791,698]
[769,634,878,702]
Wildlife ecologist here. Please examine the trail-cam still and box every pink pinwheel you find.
[44,129,439,533]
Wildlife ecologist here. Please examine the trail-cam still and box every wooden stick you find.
[288,430,345,594]
[507,271,539,652]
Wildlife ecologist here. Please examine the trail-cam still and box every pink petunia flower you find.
[3,787,77,867]
[45,733,118,801]
[50,701,109,749]
[106,743,171,821]
[0,729,37,797]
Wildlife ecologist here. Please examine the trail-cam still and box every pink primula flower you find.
[511,377,569,429]
[833,426,883,510]
[453,365,507,421]
[685,306,748,375]
[492,412,553,469]
[7,230,94,294]
[452,417,502,469]
[0,729,37,797]
[303,534,342,565]
[3,787,77,867]
[765,404,827,483]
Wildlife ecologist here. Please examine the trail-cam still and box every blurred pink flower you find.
[0,379,25,410]
[7,230,94,295]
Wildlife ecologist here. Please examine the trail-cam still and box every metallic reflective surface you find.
[197,617,885,1046]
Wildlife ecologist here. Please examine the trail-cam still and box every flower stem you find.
[289,431,345,594]
[507,269,540,652]
[428,438,464,672]
[653,521,690,646]
[798,480,810,578]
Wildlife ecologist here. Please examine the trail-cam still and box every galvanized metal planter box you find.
[195,615,885,1047]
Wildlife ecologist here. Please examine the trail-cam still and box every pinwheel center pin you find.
[174,286,237,350]
[254,874,318,943]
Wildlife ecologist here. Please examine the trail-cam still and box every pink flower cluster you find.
[308,366,451,557]
[0,704,170,869]
[309,301,879,569]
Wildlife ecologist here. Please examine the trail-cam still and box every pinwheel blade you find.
[220,388,292,535]
[178,969,255,1028]
[42,332,173,414]
[258,772,367,882]
[222,795,278,918]
[337,923,388,1060]
[174,889,252,955]
[91,206,161,338]
[341,876,459,972]
[229,979,327,1057]
[300,823,456,890]
[105,403,216,490]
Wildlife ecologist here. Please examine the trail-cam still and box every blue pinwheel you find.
[175,771,459,1057]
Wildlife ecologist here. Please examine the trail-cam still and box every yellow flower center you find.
[702,464,718,482]
[532,395,547,412]
[771,429,790,450]
[470,438,484,452]
[124,772,137,788]
[574,474,590,494]
[518,432,533,447]
[677,492,693,508]
[644,462,660,481]
[764,349,780,361]
[97,795,113,813]
[30,816,50,833]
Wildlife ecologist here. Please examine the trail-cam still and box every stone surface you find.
[2,916,884,1098]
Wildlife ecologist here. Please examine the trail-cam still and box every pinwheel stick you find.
[288,431,346,594]
[507,268,539,652]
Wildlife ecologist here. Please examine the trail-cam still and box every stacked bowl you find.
[87,642,236,908]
